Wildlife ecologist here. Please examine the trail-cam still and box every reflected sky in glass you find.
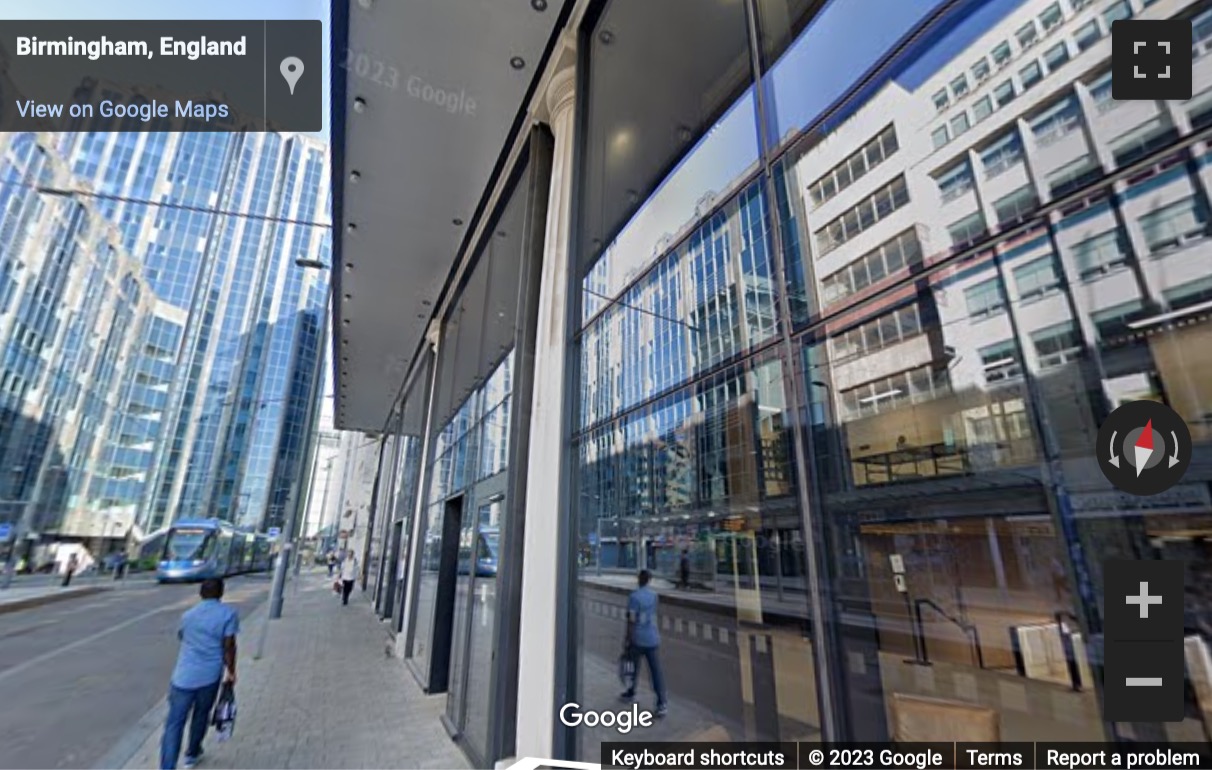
[597,0,1027,299]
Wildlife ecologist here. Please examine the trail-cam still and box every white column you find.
[514,64,576,762]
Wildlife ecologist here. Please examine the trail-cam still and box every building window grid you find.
[838,363,950,421]
[815,176,909,255]
[832,303,923,363]
[808,125,899,207]
[820,229,921,306]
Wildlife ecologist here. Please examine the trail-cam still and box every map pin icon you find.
[280,57,304,95]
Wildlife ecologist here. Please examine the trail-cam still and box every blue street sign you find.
[0,523,11,541]
[267,527,281,539]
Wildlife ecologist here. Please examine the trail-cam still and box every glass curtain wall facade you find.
[568,0,1212,756]
[401,132,551,767]
[0,127,331,547]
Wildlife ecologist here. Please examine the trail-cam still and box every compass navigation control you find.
[1096,400,1191,496]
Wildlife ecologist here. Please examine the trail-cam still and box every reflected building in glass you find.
[568,0,1212,753]
[331,0,1212,764]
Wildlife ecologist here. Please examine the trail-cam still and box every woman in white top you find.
[339,550,359,606]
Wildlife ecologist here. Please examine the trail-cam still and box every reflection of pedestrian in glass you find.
[621,569,667,717]
[1050,556,1068,605]
[678,549,690,590]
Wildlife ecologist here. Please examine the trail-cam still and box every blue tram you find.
[155,519,273,582]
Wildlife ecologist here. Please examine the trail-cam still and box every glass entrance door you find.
[445,495,504,761]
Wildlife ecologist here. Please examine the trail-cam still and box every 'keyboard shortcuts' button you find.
[1112,19,1193,101]
[1103,559,1184,641]
[1103,639,1185,722]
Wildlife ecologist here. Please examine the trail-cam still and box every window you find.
[932,125,950,149]
[980,340,1022,382]
[967,278,1007,318]
[814,177,910,254]
[951,112,971,137]
[809,125,899,206]
[1092,300,1145,340]
[972,57,991,82]
[994,80,1016,108]
[1088,70,1114,106]
[838,364,949,420]
[1017,22,1039,49]
[1103,0,1132,25]
[974,96,994,122]
[1044,42,1070,71]
[994,186,1039,225]
[1075,20,1101,51]
[1033,322,1083,368]
[1020,60,1043,90]
[1048,155,1100,198]
[992,41,1013,67]
[936,160,974,202]
[949,212,987,246]
[1196,9,1212,55]
[833,303,924,361]
[934,90,950,111]
[1189,89,1212,130]
[1164,274,1212,309]
[1014,256,1061,300]
[1139,197,1209,253]
[1071,0,1094,9]
[1071,229,1128,279]
[820,230,922,305]
[1031,96,1081,144]
[1110,118,1178,166]
[951,75,970,99]
[1041,3,1064,31]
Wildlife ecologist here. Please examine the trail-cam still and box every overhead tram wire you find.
[581,286,701,333]
[0,179,332,229]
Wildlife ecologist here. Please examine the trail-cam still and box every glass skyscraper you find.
[0,127,331,549]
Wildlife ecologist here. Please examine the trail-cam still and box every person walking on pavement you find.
[159,577,238,770]
[678,549,690,590]
[339,549,359,606]
[326,550,337,578]
[620,569,668,717]
[61,553,79,587]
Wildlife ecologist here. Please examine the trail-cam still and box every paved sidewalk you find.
[116,571,470,769]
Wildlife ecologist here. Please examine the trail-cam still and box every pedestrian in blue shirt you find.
[620,569,667,717]
[159,577,239,770]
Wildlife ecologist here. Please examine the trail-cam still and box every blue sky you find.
[0,0,330,138]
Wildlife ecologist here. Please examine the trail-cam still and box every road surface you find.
[0,575,269,769]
